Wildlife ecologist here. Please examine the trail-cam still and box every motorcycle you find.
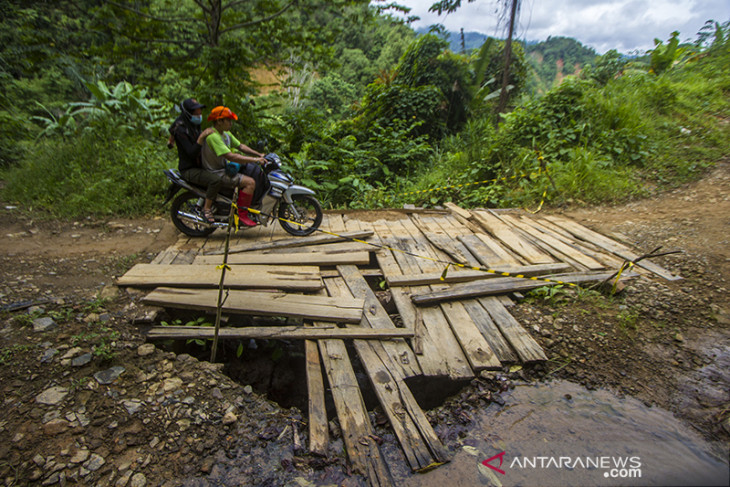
[163,153,323,238]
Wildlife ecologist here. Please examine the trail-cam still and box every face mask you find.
[190,114,203,125]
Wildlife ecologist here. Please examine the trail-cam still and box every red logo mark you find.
[482,451,506,475]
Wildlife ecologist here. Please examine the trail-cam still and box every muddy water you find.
[398,380,729,487]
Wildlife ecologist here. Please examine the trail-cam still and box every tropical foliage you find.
[1,1,728,217]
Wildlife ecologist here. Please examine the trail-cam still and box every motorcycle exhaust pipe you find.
[178,210,229,228]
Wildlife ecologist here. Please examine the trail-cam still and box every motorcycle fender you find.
[162,183,182,206]
[283,185,315,204]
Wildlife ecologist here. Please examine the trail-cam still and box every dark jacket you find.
[170,117,202,172]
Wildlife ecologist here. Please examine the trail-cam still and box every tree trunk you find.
[497,0,519,116]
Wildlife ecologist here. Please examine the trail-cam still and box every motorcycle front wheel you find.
[278,194,323,236]
[170,190,216,237]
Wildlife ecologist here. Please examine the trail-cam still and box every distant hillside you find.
[415,28,599,95]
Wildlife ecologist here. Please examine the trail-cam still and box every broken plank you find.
[118,263,323,291]
[410,271,637,306]
[479,296,547,363]
[318,337,394,485]
[328,268,421,378]
[386,263,572,287]
[305,337,328,455]
[444,202,473,220]
[207,230,375,255]
[193,251,371,266]
[142,287,364,323]
[543,215,681,281]
[460,300,518,363]
[143,325,413,340]
[440,301,501,370]
[471,210,554,264]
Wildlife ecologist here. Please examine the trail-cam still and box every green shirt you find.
[201,131,242,172]
[206,131,241,156]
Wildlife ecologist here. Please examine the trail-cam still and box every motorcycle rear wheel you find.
[170,190,216,237]
[278,194,323,236]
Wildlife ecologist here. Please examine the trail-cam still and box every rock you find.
[72,353,93,367]
[115,470,133,487]
[41,348,58,363]
[137,344,156,356]
[99,284,119,301]
[33,454,46,467]
[43,418,69,436]
[162,377,183,392]
[211,388,223,400]
[222,412,238,425]
[123,400,143,415]
[83,453,105,472]
[70,449,90,464]
[42,472,60,485]
[36,386,69,405]
[129,473,147,487]
[674,333,685,342]
[33,317,57,332]
[61,347,83,360]
[243,385,253,395]
[94,366,125,385]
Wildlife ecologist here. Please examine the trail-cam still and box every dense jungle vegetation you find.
[1,0,729,217]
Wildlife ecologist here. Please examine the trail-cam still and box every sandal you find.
[202,208,215,224]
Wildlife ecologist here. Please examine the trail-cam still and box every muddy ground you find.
[0,160,729,486]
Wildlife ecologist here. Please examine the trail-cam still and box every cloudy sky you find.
[390,0,730,54]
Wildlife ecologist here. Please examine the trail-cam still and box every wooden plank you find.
[386,263,572,287]
[326,276,447,472]
[543,215,682,281]
[372,220,473,379]
[440,301,501,370]
[193,251,371,266]
[305,337,328,455]
[207,230,374,255]
[444,202,473,220]
[458,233,523,268]
[318,337,394,484]
[410,271,637,306]
[150,237,190,265]
[479,296,547,363]
[471,210,554,264]
[243,241,375,255]
[118,263,323,291]
[460,300,518,363]
[498,214,604,270]
[142,287,364,323]
[392,218,475,379]
[410,214,475,265]
[143,325,414,340]
[330,267,421,379]
[527,217,626,269]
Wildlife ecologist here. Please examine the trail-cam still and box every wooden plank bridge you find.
[117,205,679,485]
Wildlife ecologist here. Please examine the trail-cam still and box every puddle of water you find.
[398,380,729,487]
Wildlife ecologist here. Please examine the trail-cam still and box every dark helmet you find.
[180,98,205,119]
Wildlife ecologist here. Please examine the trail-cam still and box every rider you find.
[198,106,265,227]
[168,98,217,223]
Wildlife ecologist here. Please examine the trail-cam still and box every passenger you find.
[168,98,217,223]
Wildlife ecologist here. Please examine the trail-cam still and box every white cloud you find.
[391,0,730,53]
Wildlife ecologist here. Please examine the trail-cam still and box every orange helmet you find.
[207,106,238,121]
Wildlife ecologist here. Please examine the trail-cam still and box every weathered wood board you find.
[471,210,555,264]
[543,215,682,281]
[143,325,413,340]
[193,251,371,266]
[209,230,374,255]
[142,287,364,323]
[118,263,323,291]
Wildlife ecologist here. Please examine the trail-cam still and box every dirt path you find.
[0,160,728,485]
